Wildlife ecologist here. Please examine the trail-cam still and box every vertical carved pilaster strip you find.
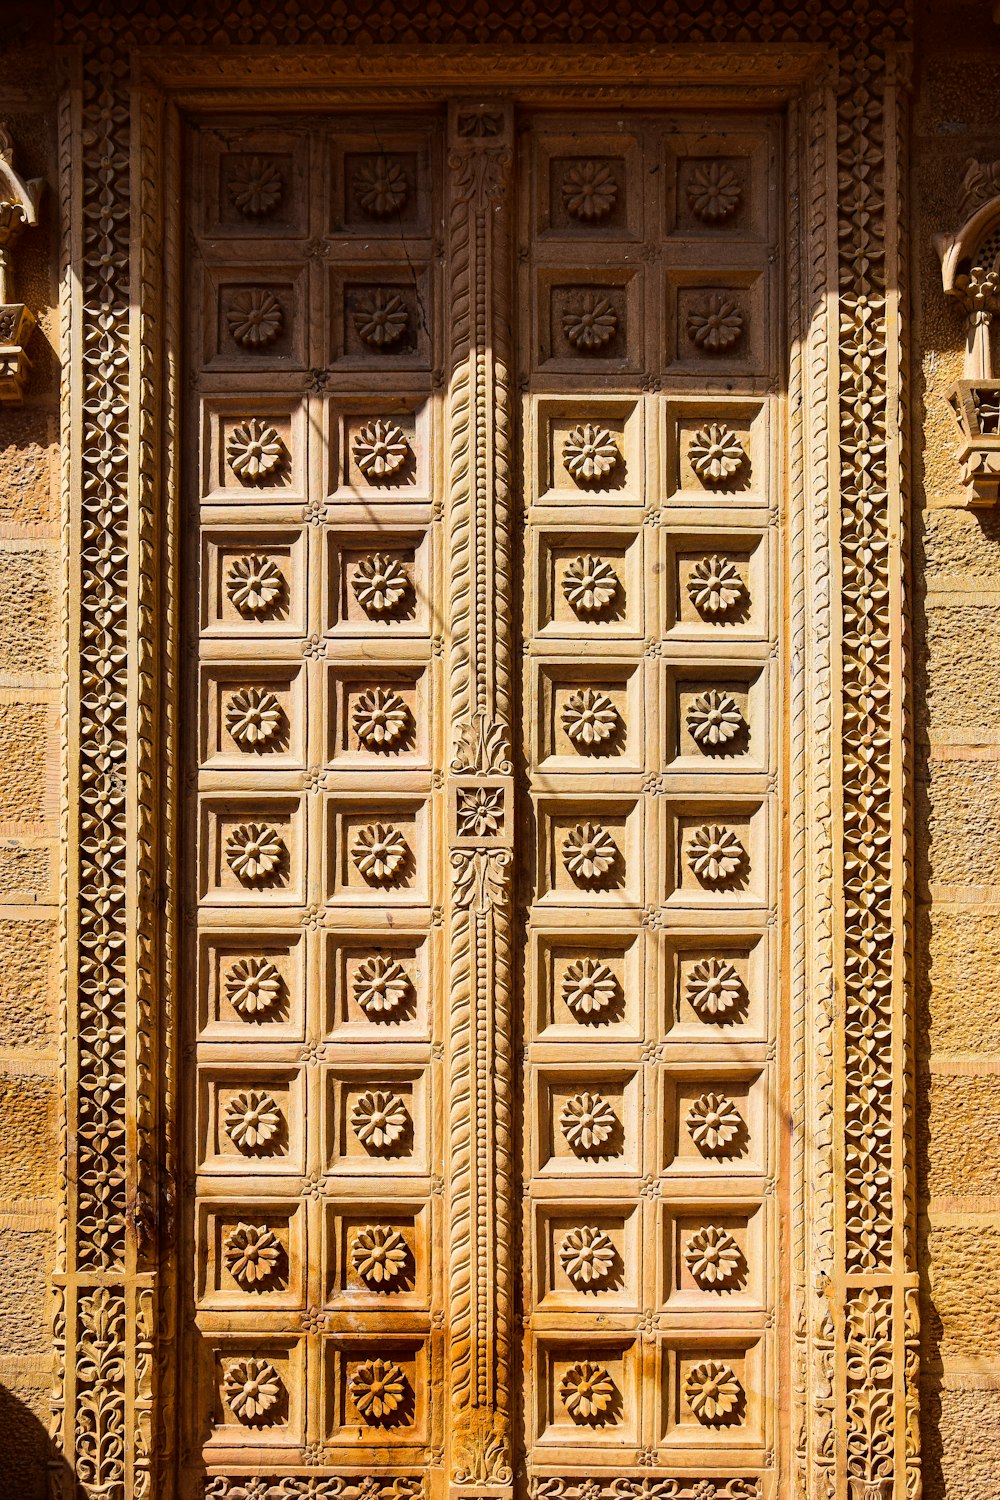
[445,100,515,1494]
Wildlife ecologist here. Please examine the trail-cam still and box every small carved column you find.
[0,123,45,401]
[443,100,517,1498]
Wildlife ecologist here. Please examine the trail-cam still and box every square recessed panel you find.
[664,800,769,908]
[661,1068,767,1178]
[538,798,643,907]
[665,271,769,379]
[536,269,642,373]
[327,399,430,501]
[199,929,305,1040]
[535,528,643,639]
[324,930,431,1039]
[202,399,307,503]
[204,265,308,370]
[208,1337,304,1442]
[664,530,768,638]
[326,798,429,905]
[661,1337,765,1448]
[324,1200,430,1307]
[665,396,769,505]
[326,529,431,636]
[532,395,643,504]
[333,135,433,236]
[534,660,643,772]
[532,129,642,241]
[533,1336,639,1447]
[323,1337,429,1445]
[199,796,305,906]
[201,528,307,638]
[664,129,774,242]
[324,1067,428,1175]
[662,1197,766,1310]
[330,266,433,368]
[200,663,305,768]
[198,1199,305,1307]
[199,1066,305,1175]
[534,1200,641,1311]
[664,663,769,773]
[531,928,643,1041]
[535,1067,641,1177]
[662,930,769,1041]
[326,664,429,766]
[201,130,309,238]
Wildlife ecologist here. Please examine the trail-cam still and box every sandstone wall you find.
[914,2,1000,1494]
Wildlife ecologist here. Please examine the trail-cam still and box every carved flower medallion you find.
[349,1358,408,1422]
[352,688,412,750]
[225,1089,283,1153]
[353,955,413,1018]
[354,159,409,218]
[351,1090,409,1152]
[562,822,619,883]
[456,786,505,838]
[352,554,412,617]
[559,1361,617,1422]
[686,161,742,223]
[223,1357,283,1423]
[227,288,284,349]
[351,823,408,884]
[563,293,618,352]
[688,423,746,483]
[227,418,285,482]
[562,958,620,1020]
[226,688,284,749]
[562,159,618,221]
[226,822,285,884]
[224,1222,283,1287]
[687,555,747,619]
[686,690,745,748]
[686,824,746,885]
[227,555,285,616]
[351,1225,410,1288]
[353,419,410,480]
[562,424,620,482]
[559,1225,617,1286]
[684,1360,743,1424]
[560,1091,618,1154]
[562,555,620,617]
[684,1225,745,1288]
[686,958,746,1021]
[686,295,745,353]
[354,289,409,349]
[228,156,283,217]
[686,1091,744,1156]
[226,956,284,1019]
[561,688,620,748]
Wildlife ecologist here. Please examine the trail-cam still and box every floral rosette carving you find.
[354,288,409,349]
[226,418,286,483]
[562,159,618,221]
[351,822,408,884]
[684,1359,743,1424]
[686,294,745,353]
[225,822,286,884]
[350,1089,409,1151]
[560,1091,618,1155]
[223,1357,283,1423]
[228,156,283,217]
[562,822,620,884]
[687,554,747,618]
[352,687,412,750]
[686,1091,744,1156]
[227,288,284,349]
[456,786,505,838]
[353,419,410,480]
[561,688,620,748]
[225,956,284,1019]
[559,1225,617,1287]
[562,957,620,1020]
[562,423,620,482]
[227,554,285,616]
[352,554,412,617]
[687,160,742,223]
[562,554,620,617]
[559,1361,617,1422]
[224,1089,283,1153]
[349,1358,409,1422]
[686,957,746,1021]
[351,1225,411,1288]
[223,1222,283,1287]
[226,687,284,749]
[688,422,746,483]
[353,158,408,217]
[686,689,745,749]
[686,823,746,885]
[353,954,413,1018]
[684,1225,745,1288]
[563,292,618,351]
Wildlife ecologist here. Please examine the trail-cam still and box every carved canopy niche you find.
[51,12,915,1500]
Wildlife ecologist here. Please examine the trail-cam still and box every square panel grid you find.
[184,113,447,1469]
[518,111,782,1472]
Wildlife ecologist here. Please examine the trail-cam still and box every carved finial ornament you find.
[936,158,1000,503]
[0,125,45,402]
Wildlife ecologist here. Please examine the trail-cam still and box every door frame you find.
[54,38,917,1500]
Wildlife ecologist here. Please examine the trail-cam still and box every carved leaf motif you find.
[684,1359,743,1423]
[562,160,618,221]
[226,288,284,348]
[227,554,285,616]
[562,555,620,616]
[563,292,618,351]
[559,1361,617,1421]
[353,419,410,479]
[686,294,745,353]
[223,1357,283,1422]
[687,160,742,222]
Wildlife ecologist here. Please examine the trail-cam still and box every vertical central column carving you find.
[444,100,516,1495]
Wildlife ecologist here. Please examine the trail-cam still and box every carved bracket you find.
[936,158,1000,502]
[0,124,45,402]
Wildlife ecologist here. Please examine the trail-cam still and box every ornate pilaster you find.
[444,100,516,1496]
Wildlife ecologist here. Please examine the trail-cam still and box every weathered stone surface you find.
[0,550,56,678]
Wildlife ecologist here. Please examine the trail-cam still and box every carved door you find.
[183,102,782,1500]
